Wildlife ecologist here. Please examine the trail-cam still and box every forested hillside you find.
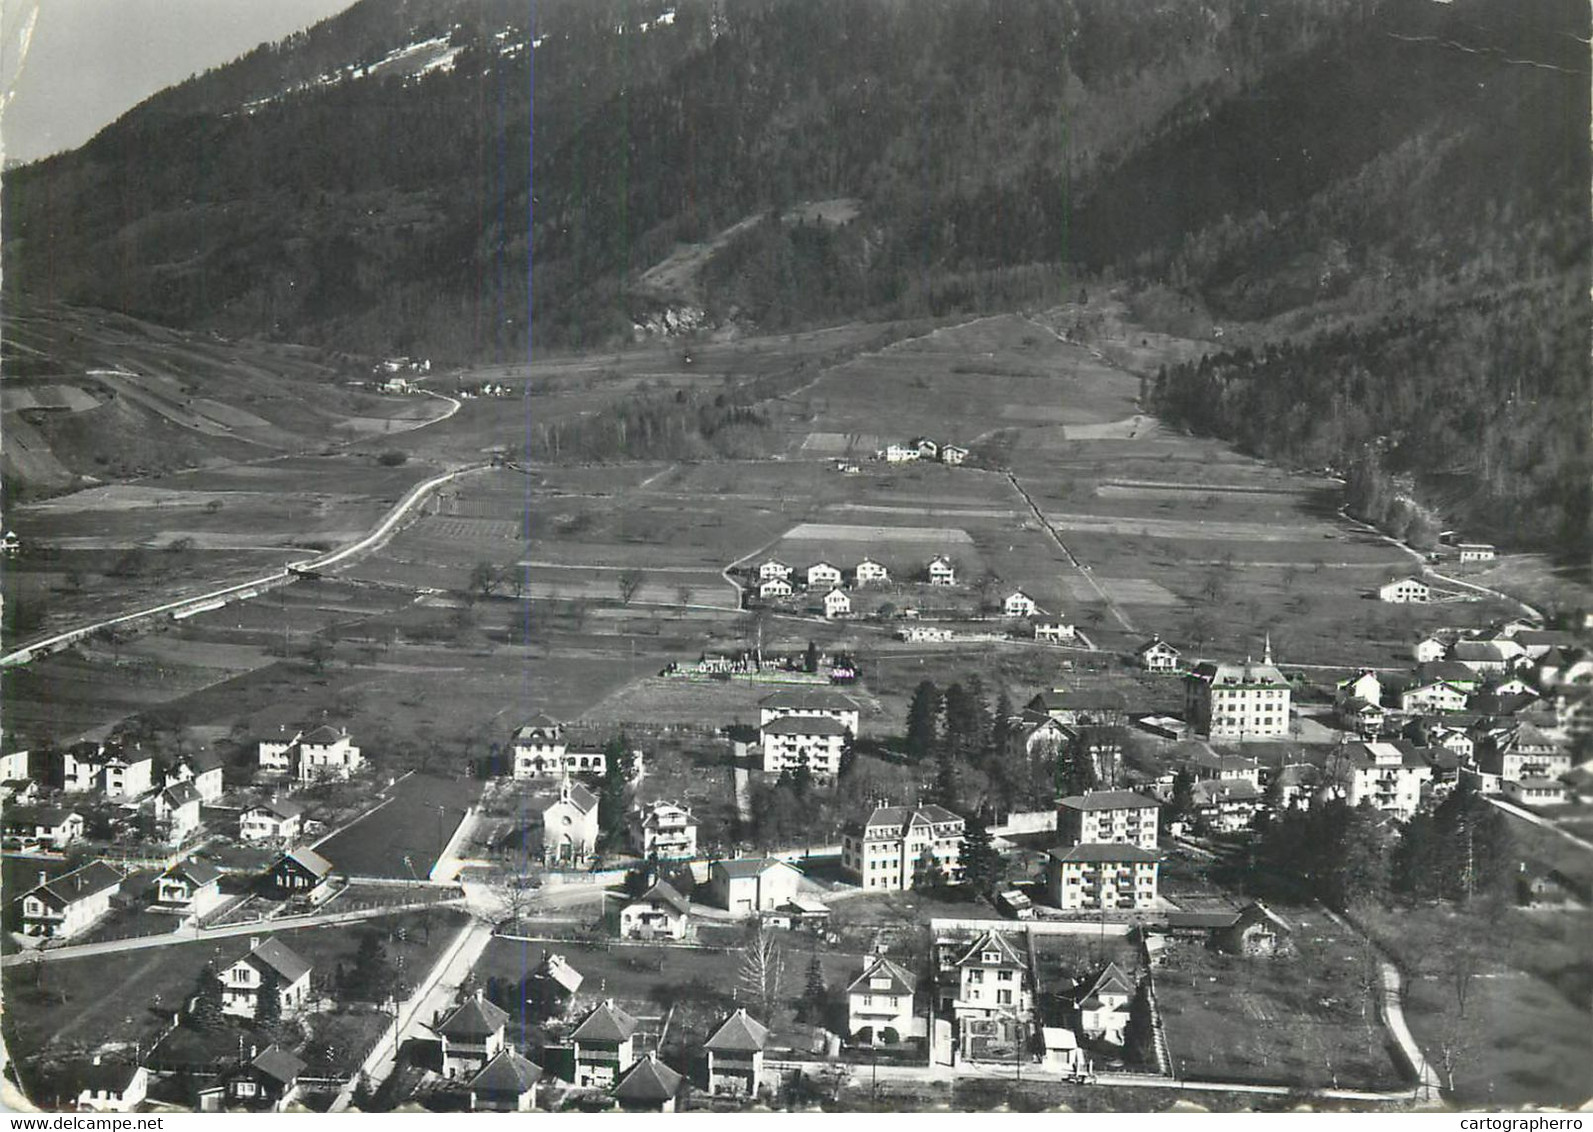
[3,0,1587,552]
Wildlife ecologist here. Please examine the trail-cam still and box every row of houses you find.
[880,436,969,465]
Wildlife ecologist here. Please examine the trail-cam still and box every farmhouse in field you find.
[1184,649,1292,740]
[619,879,691,940]
[220,936,312,1018]
[847,953,921,1044]
[1378,576,1430,603]
[708,857,803,914]
[884,443,919,463]
[823,588,852,619]
[15,860,123,940]
[542,777,600,865]
[628,800,697,859]
[469,1049,544,1112]
[927,556,957,585]
[570,999,640,1087]
[854,558,890,585]
[1003,590,1039,618]
[842,803,966,891]
[704,1008,770,1097]
[239,797,303,843]
[1457,543,1496,563]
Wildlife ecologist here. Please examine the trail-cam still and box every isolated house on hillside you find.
[823,588,852,619]
[941,444,969,466]
[854,558,890,586]
[1033,619,1077,643]
[1003,590,1039,618]
[927,557,957,586]
[1378,577,1430,603]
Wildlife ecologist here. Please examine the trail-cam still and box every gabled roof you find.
[1192,779,1262,804]
[704,1008,770,1053]
[1136,637,1179,656]
[512,714,562,738]
[1079,961,1135,1003]
[469,1048,543,1094]
[712,856,802,881]
[1049,843,1160,864]
[161,781,202,809]
[1232,901,1293,936]
[853,803,963,834]
[239,937,312,984]
[1029,689,1129,713]
[439,994,510,1040]
[249,1045,306,1085]
[299,725,347,745]
[629,880,690,917]
[571,999,639,1043]
[163,858,222,887]
[277,845,333,878]
[847,954,917,996]
[549,782,600,815]
[951,929,1026,970]
[65,1059,143,1096]
[1058,789,1159,812]
[761,715,849,737]
[639,801,694,829]
[27,860,123,907]
[1416,660,1479,684]
[612,1054,683,1103]
[759,688,859,713]
[534,953,585,994]
[4,804,81,829]
[248,797,304,820]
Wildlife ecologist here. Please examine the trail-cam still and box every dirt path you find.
[1003,471,1137,634]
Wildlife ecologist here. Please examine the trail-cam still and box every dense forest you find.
[3,0,1588,551]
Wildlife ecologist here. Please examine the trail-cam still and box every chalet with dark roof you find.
[469,1048,544,1112]
[612,1053,684,1112]
[570,999,639,1087]
[437,989,510,1079]
[227,1044,305,1111]
[704,1008,770,1096]
[221,936,312,1018]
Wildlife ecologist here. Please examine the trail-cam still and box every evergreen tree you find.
[989,690,1015,760]
[255,966,283,1029]
[905,681,941,761]
[1164,768,1197,830]
[800,952,827,1024]
[804,640,819,674]
[598,731,635,848]
[913,846,948,890]
[347,930,395,1002]
[188,963,226,1031]
[1122,978,1157,1068]
[961,819,1001,895]
[838,729,857,779]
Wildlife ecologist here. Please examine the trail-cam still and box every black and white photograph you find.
[0,0,1588,1118]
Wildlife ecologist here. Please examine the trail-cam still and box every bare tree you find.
[617,568,646,605]
[737,927,787,1018]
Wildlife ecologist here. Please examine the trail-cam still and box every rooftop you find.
[1057,789,1159,812]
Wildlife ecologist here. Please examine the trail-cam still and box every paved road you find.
[0,896,464,968]
[1,460,489,666]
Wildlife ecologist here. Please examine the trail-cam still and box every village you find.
[3,537,1590,1112]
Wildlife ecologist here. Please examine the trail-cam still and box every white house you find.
[1502,777,1567,807]
[759,577,794,600]
[512,715,607,778]
[628,800,697,859]
[169,752,226,804]
[1332,741,1433,819]
[3,805,85,850]
[296,725,363,783]
[16,861,124,939]
[883,444,919,463]
[936,929,1034,1061]
[1073,963,1136,1046]
[1378,577,1430,603]
[941,444,969,466]
[619,880,691,941]
[1136,637,1181,672]
[847,954,921,1044]
[1413,635,1448,664]
[707,857,803,914]
[854,558,890,586]
[221,936,312,1018]
[1399,680,1469,714]
[807,562,843,588]
[1003,590,1038,618]
[1034,620,1076,643]
[153,781,203,845]
[927,557,957,586]
[239,798,303,843]
[757,560,793,582]
[704,1009,770,1097]
[913,437,940,460]
[542,778,600,865]
[1337,670,1384,710]
[154,858,223,915]
[823,588,852,619]
[1457,543,1496,563]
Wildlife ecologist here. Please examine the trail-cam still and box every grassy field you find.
[1155,904,1404,1091]
[315,773,483,879]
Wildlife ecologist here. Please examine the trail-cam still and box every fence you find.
[928,917,1131,937]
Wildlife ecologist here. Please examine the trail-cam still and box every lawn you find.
[315,773,484,879]
[1154,905,1404,1091]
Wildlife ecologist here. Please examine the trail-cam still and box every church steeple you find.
[1263,633,1273,666]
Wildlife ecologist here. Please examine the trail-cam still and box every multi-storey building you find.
[511,716,606,778]
[847,954,921,1043]
[220,936,312,1018]
[760,716,848,780]
[627,801,698,859]
[1184,654,1292,739]
[1045,844,1160,910]
[16,861,123,939]
[841,804,965,891]
[934,929,1034,1062]
[296,725,364,782]
[758,689,860,734]
[1056,790,1160,851]
[1331,741,1433,819]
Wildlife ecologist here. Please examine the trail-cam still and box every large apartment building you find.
[1056,790,1160,851]
[1184,653,1292,739]
[841,804,966,891]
